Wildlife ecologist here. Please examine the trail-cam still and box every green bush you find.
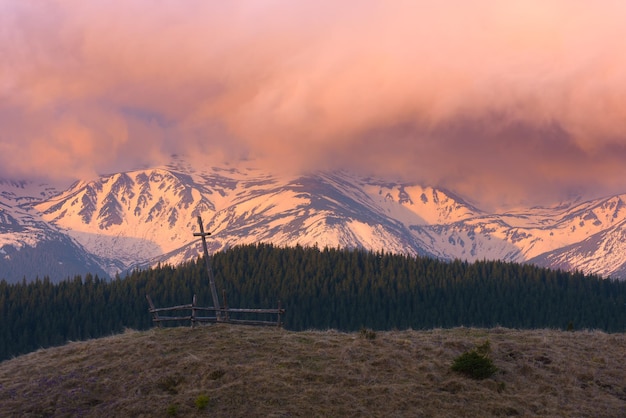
[166,403,179,416]
[195,394,210,410]
[451,340,497,380]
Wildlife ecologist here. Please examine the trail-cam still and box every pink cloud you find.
[2,0,626,207]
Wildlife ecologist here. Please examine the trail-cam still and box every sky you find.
[2,0,626,210]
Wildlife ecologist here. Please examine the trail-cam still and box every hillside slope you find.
[1,325,624,417]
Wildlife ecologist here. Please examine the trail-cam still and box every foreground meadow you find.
[0,325,624,417]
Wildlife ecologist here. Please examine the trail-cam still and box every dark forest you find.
[2,244,625,361]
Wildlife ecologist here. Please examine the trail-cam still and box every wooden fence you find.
[146,294,285,328]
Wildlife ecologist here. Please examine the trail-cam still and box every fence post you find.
[222,289,230,322]
[191,294,197,328]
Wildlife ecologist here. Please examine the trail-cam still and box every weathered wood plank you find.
[146,295,162,328]
[219,308,285,314]
[152,315,193,322]
[149,304,194,313]
[147,293,285,327]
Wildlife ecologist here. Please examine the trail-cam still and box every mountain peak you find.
[2,161,626,281]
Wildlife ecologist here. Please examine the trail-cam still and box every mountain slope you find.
[3,160,626,281]
[34,167,443,275]
[0,180,108,282]
[35,169,215,273]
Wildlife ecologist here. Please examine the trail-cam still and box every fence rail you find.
[146,294,285,328]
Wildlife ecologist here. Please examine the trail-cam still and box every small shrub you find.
[475,340,491,356]
[451,340,497,380]
[195,394,210,410]
[166,403,179,416]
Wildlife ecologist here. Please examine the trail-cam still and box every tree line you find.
[1,243,625,361]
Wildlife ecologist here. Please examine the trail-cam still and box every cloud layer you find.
[2,0,626,208]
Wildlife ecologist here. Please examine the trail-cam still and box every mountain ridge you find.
[2,159,626,282]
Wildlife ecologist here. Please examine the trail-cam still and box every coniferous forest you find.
[1,243,626,361]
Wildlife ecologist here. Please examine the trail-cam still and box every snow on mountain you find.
[35,168,216,273]
[29,165,446,277]
[3,160,626,282]
[362,181,483,226]
[0,179,108,282]
[528,224,626,278]
[415,194,626,278]
[527,210,626,278]
[0,179,63,248]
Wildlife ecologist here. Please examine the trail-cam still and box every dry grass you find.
[0,325,625,417]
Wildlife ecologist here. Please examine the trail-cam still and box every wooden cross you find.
[193,216,222,320]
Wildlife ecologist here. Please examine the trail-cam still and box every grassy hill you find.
[1,325,625,417]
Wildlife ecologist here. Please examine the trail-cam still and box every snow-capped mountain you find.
[0,180,109,281]
[2,159,626,282]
